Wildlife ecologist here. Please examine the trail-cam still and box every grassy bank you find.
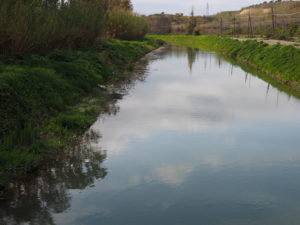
[0,38,162,184]
[152,35,300,92]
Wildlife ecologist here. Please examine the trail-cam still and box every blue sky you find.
[132,0,268,15]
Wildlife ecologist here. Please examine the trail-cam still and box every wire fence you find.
[213,10,300,36]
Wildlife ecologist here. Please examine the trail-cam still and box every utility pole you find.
[271,5,276,34]
[233,16,236,36]
[220,17,223,35]
[206,2,209,16]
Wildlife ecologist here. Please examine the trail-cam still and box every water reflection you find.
[0,49,158,225]
[70,46,300,225]
[90,48,300,156]
[0,132,107,225]
[187,47,198,72]
[2,46,300,225]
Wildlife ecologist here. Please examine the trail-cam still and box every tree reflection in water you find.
[0,46,159,225]
[0,130,107,225]
[187,47,198,72]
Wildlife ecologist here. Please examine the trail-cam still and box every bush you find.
[264,24,299,40]
[288,24,299,37]
[0,0,149,54]
[0,0,106,55]
[106,10,148,40]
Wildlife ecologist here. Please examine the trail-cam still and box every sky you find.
[132,0,268,15]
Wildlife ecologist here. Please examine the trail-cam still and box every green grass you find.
[152,35,300,92]
[0,38,161,184]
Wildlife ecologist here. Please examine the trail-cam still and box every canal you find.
[1,46,300,225]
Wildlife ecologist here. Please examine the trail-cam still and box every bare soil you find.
[234,38,300,48]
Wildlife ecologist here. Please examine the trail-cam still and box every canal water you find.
[1,46,300,225]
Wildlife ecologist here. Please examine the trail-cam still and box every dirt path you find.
[234,38,300,48]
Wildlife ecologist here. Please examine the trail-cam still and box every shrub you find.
[0,0,106,55]
[0,39,158,174]
[288,24,299,37]
[264,24,299,41]
[106,10,148,40]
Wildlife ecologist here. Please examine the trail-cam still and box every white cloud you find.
[87,51,300,156]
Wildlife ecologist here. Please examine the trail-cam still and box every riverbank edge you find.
[0,38,163,185]
[151,35,300,95]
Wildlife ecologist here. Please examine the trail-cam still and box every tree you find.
[186,7,197,35]
[102,0,133,11]
[121,0,133,11]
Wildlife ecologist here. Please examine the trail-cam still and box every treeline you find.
[0,0,148,55]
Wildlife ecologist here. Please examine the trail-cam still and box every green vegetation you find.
[0,0,148,55]
[0,0,105,55]
[186,8,197,35]
[153,35,300,91]
[0,38,162,184]
[106,10,148,40]
[265,24,300,41]
[0,0,157,184]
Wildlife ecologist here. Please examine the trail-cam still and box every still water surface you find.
[2,46,300,225]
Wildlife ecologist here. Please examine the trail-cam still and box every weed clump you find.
[106,10,148,40]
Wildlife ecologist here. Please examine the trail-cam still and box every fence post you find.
[248,11,253,37]
[233,16,236,35]
[220,17,223,35]
[271,6,276,34]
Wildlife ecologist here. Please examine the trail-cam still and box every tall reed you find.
[0,0,106,55]
[106,10,148,40]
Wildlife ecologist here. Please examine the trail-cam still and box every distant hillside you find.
[147,0,300,38]
[242,1,300,12]
[213,1,300,19]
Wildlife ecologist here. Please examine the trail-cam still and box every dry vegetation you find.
[0,0,148,55]
[147,1,300,40]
